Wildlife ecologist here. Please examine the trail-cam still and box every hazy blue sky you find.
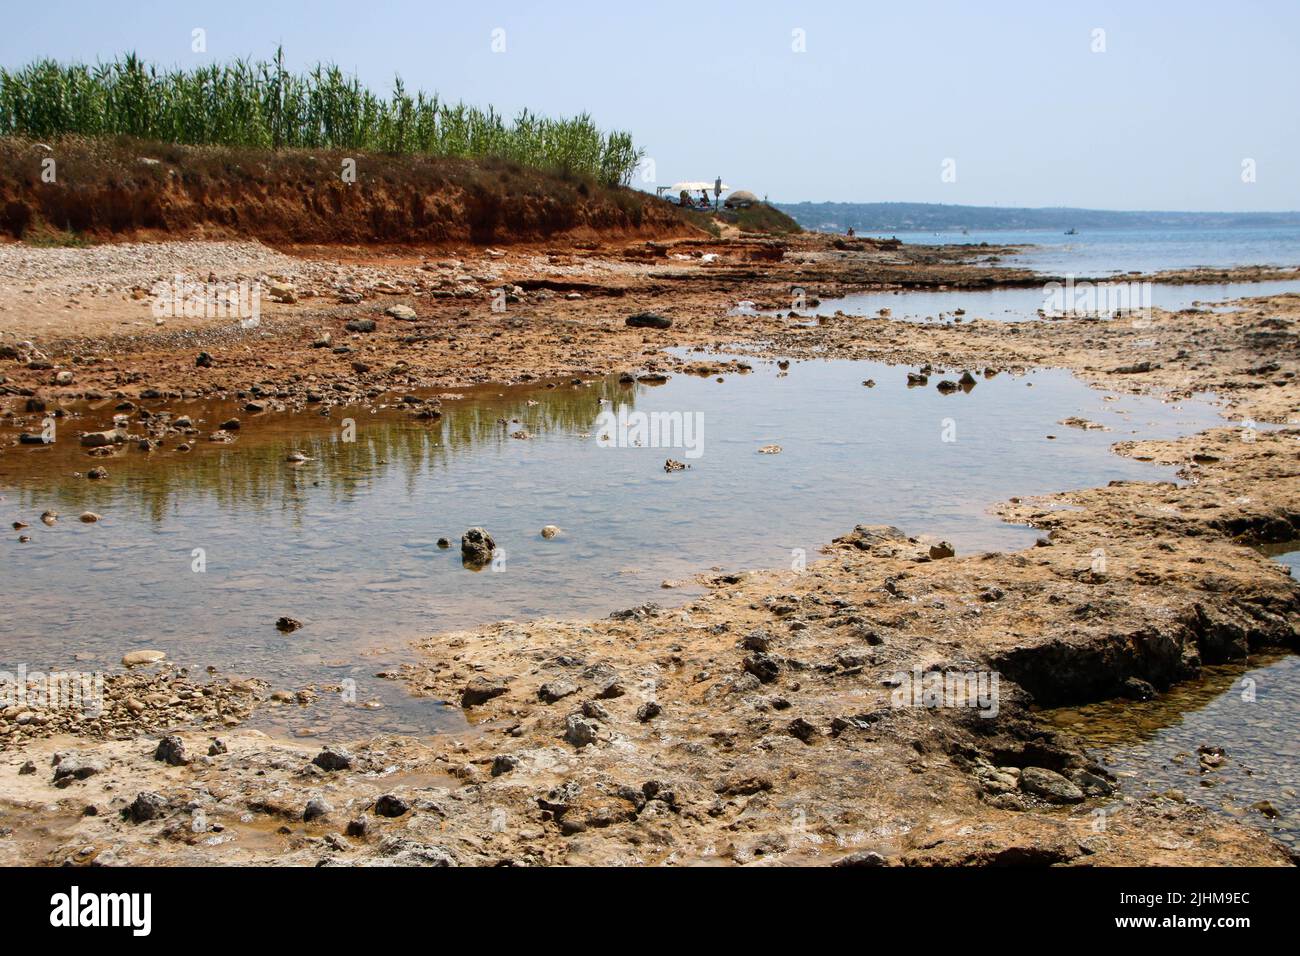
[3,1,1296,210]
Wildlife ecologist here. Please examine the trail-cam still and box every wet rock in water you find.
[125,791,168,823]
[1252,800,1280,819]
[153,735,190,766]
[757,444,782,455]
[275,616,303,633]
[1121,677,1157,701]
[220,418,240,431]
[86,467,108,480]
[959,370,978,388]
[907,372,928,386]
[1020,766,1085,804]
[538,679,579,704]
[79,430,122,448]
[436,537,451,549]
[928,541,955,560]
[461,676,509,707]
[345,319,376,333]
[52,753,108,786]
[461,527,496,564]
[121,650,166,667]
[663,459,687,472]
[636,701,662,722]
[491,754,519,777]
[345,817,369,837]
[385,304,417,320]
[374,794,410,818]
[312,746,355,771]
[540,525,561,539]
[303,796,333,821]
[208,738,228,756]
[936,380,959,393]
[78,511,101,523]
[195,351,213,368]
[564,714,600,748]
[626,312,672,330]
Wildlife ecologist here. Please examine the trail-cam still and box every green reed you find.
[0,49,644,185]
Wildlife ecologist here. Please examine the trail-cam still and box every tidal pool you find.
[757,280,1300,324]
[1,356,1225,737]
[1043,548,1299,848]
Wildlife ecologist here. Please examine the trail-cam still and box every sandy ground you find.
[0,233,1297,866]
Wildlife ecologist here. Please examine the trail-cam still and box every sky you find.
[2,0,1297,211]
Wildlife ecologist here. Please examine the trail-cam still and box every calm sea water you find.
[1,358,1224,736]
[861,225,1300,276]
[777,280,1300,324]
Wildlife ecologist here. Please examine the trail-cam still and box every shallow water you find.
[1045,652,1300,849]
[1,357,1225,737]
[766,280,1300,324]
[1044,548,1300,848]
[857,225,1300,275]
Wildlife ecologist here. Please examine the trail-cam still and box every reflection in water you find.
[2,357,1225,739]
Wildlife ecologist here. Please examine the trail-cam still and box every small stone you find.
[125,791,168,823]
[207,738,228,756]
[564,714,600,748]
[626,312,672,330]
[636,701,662,722]
[303,796,334,821]
[153,735,189,766]
[1020,766,1085,804]
[52,753,108,786]
[928,541,956,560]
[540,525,561,539]
[78,511,101,523]
[538,679,578,704]
[345,319,376,333]
[121,649,166,667]
[374,794,410,817]
[312,746,354,772]
[275,616,303,633]
[788,717,819,743]
[346,816,369,837]
[461,677,509,707]
[491,754,519,777]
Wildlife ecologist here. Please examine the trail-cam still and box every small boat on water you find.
[1064,228,1078,235]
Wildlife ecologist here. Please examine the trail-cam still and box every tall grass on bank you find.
[0,50,644,186]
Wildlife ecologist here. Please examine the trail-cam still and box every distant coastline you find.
[773,201,1300,233]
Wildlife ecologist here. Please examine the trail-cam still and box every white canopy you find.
[670,181,730,192]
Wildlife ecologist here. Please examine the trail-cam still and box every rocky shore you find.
[1,231,1297,866]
